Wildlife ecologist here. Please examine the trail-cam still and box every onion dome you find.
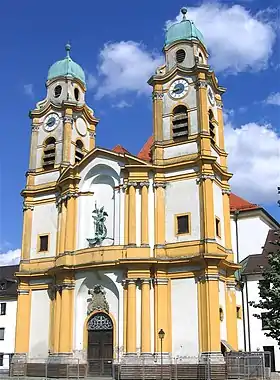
[47,43,86,85]
[165,7,205,47]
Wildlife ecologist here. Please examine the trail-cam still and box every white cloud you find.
[225,117,280,204]
[23,84,34,97]
[112,100,132,109]
[0,249,20,266]
[95,41,162,99]
[86,72,97,90]
[167,3,276,73]
[265,92,280,106]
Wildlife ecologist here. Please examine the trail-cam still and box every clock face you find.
[44,113,60,132]
[169,79,188,99]
[207,86,215,106]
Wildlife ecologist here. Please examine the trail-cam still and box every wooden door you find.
[87,313,113,376]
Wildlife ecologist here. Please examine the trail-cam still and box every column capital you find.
[196,273,220,282]
[55,192,79,207]
[152,91,164,100]
[196,174,215,185]
[63,115,74,124]
[23,202,34,212]
[17,289,30,295]
[195,80,207,89]
[216,100,223,109]
[127,181,138,188]
[226,281,236,290]
[139,181,150,188]
[222,188,231,195]
[31,125,40,132]
[60,282,75,290]
[155,278,168,285]
[141,278,151,285]
[153,181,166,189]
[89,131,96,138]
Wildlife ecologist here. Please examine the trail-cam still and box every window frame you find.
[0,303,6,316]
[215,216,221,238]
[0,328,5,341]
[261,312,269,330]
[37,234,50,253]
[171,105,189,141]
[236,305,242,319]
[175,213,191,236]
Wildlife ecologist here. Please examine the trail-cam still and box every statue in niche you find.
[87,203,108,247]
[87,284,109,314]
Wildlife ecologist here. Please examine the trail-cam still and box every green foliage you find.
[250,231,280,346]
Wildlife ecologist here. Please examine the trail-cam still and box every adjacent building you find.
[0,265,18,372]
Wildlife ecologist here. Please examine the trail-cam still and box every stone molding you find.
[222,188,231,195]
[155,278,168,285]
[226,281,236,290]
[139,181,150,188]
[216,100,223,109]
[89,131,96,138]
[55,192,79,207]
[31,125,40,132]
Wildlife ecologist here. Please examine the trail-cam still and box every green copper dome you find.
[47,44,86,85]
[165,8,205,47]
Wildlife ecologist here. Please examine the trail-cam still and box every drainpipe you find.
[234,210,247,351]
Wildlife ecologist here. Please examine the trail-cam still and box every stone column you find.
[89,129,96,151]
[59,282,75,353]
[53,286,62,353]
[62,111,73,166]
[152,86,163,142]
[197,273,223,363]
[197,175,215,242]
[29,122,39,170]
[222,189,233,259]
[58,200,67,254]
[155,278,169,353]
[154,182,166,248]
[15,287,31,354]
[128,182,137,246]
[126,279,137,354]
[64,193,78,252]
[226,281,238,350]
[196,76,211,156]
[141,279,151,354]
[140,182,149,247]
[21,204,34,260]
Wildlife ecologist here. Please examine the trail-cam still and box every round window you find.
[74,88,79,101]
[176,49,186,63]
[54,85,62,98]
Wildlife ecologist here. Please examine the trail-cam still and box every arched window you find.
[74,88,79,101]
[42,137,56,169]
[208,109,216,143]
[176,49,186,64]
[172,105,188,140]
[54,85,62,98]
[75,139,84,163]
[198,52,203,64]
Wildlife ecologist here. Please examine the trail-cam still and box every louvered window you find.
[43,137,56,169]
[176,49,186,63]
[172,105,188,140]
[209,110,216,143]
[75,140,84,163]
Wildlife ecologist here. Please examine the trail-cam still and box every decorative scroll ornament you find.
[87,285,109,315]
[152,91,164,100]
[88,312,113,330]
[87,203,108,247]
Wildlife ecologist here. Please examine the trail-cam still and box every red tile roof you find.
[229,193,259,212]
[137,136,153,162]
[112,144,130,154]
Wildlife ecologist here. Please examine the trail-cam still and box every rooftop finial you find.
[181,7,188,20]
[65,42,71,58]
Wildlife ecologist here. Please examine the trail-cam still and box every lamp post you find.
[158,329,165,380]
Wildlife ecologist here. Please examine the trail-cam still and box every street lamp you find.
[158,329,165,380]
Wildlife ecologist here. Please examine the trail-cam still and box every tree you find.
[250,230,280,346]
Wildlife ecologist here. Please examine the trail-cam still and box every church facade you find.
[13,8,240,376]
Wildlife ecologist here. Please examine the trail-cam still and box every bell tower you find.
[149,7,227,168]
[27,44,98,184]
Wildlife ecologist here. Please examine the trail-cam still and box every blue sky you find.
[0,0,279,256]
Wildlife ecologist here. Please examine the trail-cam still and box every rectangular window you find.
[259,280,270,298]
[236,306,242,319]
[176,214,190,235]
[39,235,49,252]
[215,217,221,237]
[261,312,269,330]
[0,304,6,316]
[0,354,3,366]
[0,328,5,340]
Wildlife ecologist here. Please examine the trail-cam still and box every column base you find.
[10,353,27,376]
[200,352,225,364]
[121,353,138,364]
[153,352,172,364]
